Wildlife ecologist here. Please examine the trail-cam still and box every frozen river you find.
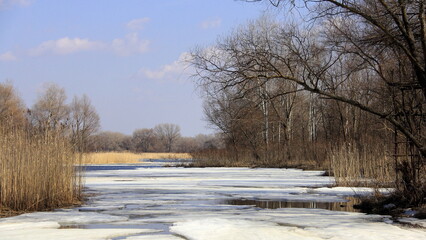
[1,160,425,240]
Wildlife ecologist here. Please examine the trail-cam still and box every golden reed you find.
[0,126,82,215]
[82,152,192,164]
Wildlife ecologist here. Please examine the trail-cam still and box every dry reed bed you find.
[192,146,396,188]
[329,145,395,187]
[82,152,193,164]
[0,127,82,212]
[190,149,320,169]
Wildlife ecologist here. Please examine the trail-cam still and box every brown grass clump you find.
[0,126,82,212]
[82,152,192,164]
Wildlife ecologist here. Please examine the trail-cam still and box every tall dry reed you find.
[0,126,82,212]
[191,147,323,169]
[329,144,394,187]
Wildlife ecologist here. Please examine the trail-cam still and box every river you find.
[1,160,425,239]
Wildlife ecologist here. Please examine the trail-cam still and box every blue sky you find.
[0,0,271,136]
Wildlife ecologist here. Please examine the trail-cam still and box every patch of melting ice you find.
[59,222,176,239]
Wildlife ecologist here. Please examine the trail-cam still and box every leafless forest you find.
[191,0,425,206]
[88,124,222,154]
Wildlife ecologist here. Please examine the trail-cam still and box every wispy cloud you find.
[0,51,18,61]
[200,18,222,29]
[126,17,150,31]
[24,18,151,57]
[0,0,32,9]
[112,32,150,56]
[29,37,105,56]
[29,33,150,57]
[140,52,193,82]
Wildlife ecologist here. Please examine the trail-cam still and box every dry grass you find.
[192,145,395,188]
[0,126,82,212]
[329,145,394,187]
[82,152,193,164]
[190,149,323,169]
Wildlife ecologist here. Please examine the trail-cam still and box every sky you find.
[0,0,274,137]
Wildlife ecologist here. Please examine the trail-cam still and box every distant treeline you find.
[88,126,224,153]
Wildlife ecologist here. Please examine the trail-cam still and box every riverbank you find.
[181,153,426,220]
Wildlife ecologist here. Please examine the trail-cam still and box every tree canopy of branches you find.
[154,123,181,152]
[0,82,26,128]
[69,94,100,152]
[2,82,101,153]
[133,128,157,152]
[30,83,69,130]
[192,0,426,204]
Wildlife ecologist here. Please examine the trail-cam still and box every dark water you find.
[80,159,193,171]
[224,197,361,212]
[81,165,147,171]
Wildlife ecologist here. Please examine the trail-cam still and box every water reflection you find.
[79,165,146,171]
[225,197,361,212]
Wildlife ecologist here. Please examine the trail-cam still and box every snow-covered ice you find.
[1,162,425,239]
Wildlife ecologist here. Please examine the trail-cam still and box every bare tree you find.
[175,137,199,152]
[30,83,69,130]
[90,131,129,152]
[132,128,157,152]
[154,123,181,152]
[193,1,426,203]
[242,0,425,156]
[69,94,100,152]
[0,82,26,128]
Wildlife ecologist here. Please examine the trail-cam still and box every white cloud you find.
[29,34,150,57]
[29,37,105,56]
[111,32,150,56]
[126,17,150,31]
[140,52,193,82]
[200,18,222,29]
[0,0,32,9]
[27,19,152,57]
[0,51,17,61]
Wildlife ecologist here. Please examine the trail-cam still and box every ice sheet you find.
[171,218,324,240]
[0,221,155,240]
[398,218,426,228]
[1,210,129,225]
[1,164,425,239]
[170,210,426,240]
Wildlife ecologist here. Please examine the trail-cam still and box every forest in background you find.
[88,125,223,154]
